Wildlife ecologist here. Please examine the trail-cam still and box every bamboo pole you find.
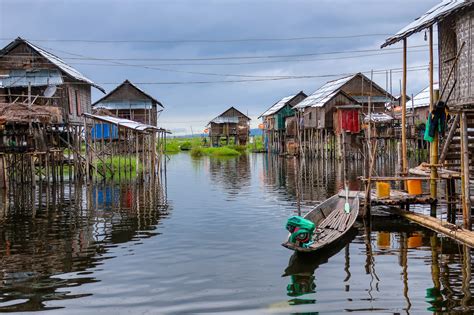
[460,112,471,230]
[429,27,439,206]
[401,38,408,177]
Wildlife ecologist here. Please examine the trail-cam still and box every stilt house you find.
[293,73,393,158]
[259,91,306,154]
[0,37,104,186]
[382,0,473,227]
[0,37,105,125]
[208,107,250,146]
[92,80,163,127]
[0,37,104,151]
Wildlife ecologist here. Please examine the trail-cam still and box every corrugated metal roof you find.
[293,75,354,109]
[0,69,63,88]
[364,112,394,123]
[352,96,393,103]
[210,116,239,124]
[94,100,153,110]
[207,106,251,126]
[382,0,473,48]
[408,83,440,109]
[0,38,105,93]
[260,95,295,118]
[83,113,161,132]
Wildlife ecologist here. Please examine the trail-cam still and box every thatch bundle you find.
[0,103,63,125]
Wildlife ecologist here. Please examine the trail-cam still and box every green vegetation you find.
[164,135,265,157]
[247,135,264,152]
[180,141,193,151]
[95,156,143,179]
[165,137,203,153]
[190,146,241,158]
[164,141,181,153]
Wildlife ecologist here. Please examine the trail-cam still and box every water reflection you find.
[283,229,357,306]
[0,180,169,312]
[207,155,251,196]
[262,155,364,211]
[369,225,474,314]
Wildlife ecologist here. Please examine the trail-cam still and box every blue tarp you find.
[91,123,119,140]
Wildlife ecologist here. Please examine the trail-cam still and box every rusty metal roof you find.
[382,0,473,48]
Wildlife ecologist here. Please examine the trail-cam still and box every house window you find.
[309,112,312,120]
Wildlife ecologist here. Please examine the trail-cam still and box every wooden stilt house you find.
[208,107,251,146]
[92,80,163,127]
[0,37,105,186]
[0,37,105,123]
[382,0,473,228]
[292,73,394,159]
[259,91,306,154]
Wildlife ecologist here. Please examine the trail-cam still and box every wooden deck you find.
[392,208,474,248]
[369,189,436,207]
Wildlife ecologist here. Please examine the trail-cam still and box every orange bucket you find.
[376,182,390,199]
[377,232,391,249]
[407,233,423,248]
[407,179,422,195]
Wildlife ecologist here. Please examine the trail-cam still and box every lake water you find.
[0,153,472,314]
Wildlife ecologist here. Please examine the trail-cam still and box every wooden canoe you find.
[282,190,360,253]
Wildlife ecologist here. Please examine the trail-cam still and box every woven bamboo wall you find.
[439,9,473,107]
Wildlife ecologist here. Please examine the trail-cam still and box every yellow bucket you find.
[376,181,390,199]
[407,179,422,195]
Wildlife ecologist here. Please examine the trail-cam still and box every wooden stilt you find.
[460,112,471,230]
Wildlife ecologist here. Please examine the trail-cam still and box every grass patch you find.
[228,144,247,154]
[191,146,241,158]
[95,156,143,179]
[190,146,205,157]
[164,137,205,153]
[165,141,180,153]
[180,141,193,151]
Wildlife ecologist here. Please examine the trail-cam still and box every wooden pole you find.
[429,27,439,208]
[401,38,408,177]
[460,112,471,230]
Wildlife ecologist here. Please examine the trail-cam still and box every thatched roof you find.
[0,103,63,125]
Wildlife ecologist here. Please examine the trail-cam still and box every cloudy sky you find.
[0,0,439,135]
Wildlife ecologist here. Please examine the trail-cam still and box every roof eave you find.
[381,1,473,48]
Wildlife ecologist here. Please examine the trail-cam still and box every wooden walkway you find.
[392,208,474,248]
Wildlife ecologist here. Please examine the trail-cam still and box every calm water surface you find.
[0,153,472,314]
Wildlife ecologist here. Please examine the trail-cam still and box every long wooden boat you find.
[282,190,360,253]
